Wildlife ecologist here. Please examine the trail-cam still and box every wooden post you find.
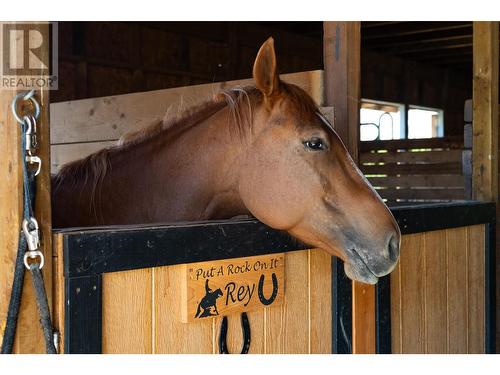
[472,21,499,353]
[472,22,498,202]
[324,22,375,354]
[323,21,361,162]
[0,22,52,353]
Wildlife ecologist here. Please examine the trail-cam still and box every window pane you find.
[360,123,379,141]
[407,107,443,139]
[360,100,404,141]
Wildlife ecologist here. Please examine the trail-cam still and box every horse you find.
[52,37,401,284]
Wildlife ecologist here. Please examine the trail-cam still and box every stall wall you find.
[53,248,332,354]
[391,225,486,353]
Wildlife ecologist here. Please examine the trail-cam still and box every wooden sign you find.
[182,253,285,323]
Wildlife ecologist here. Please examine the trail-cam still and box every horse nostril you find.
[388,235,400,262]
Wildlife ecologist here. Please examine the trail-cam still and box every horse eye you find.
[304,137,326,151]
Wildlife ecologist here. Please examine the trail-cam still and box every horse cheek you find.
[239,151,311,230]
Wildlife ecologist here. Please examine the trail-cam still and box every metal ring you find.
[23,250,45,270]
[11,90,40,124]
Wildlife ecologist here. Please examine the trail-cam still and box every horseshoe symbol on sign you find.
[258,273,278,306]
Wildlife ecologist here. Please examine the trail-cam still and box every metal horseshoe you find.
[218,312,251,354]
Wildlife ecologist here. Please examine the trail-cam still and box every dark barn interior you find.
[53,21,473,138]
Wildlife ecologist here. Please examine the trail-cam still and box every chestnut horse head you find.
[53,38,400,284]
[236,38,400,283]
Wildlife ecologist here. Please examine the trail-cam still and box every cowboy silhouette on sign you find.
[195,279,223,318]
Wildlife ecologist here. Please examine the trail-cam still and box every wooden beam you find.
[362,22,471,41]
[323,21,360,161]
[324,21,375,353]
[472,21,499,353]
[0,22,52,353]
[368,34,472,49]
[472,22,498,201]
[352,282,376,353]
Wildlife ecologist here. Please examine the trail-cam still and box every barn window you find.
[360,100,405,141]
[407,105,444,139]
[360,100,444,141]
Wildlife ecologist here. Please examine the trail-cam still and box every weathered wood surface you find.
[361,149,463,164]
[323,21,360,162]
[473,22,499,352]
[379,188,465,201]
[361,162,462,176]
[360,136,463,152]
[0,22,53,353]
[391,226,485,353]
[368,175,465,189]
[360,137,466,202]
[472,22,498,202]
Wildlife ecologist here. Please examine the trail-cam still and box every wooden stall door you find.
[73,249,332,354]
[391,226,486,353]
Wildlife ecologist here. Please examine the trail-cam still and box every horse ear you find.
[253,37,280,99]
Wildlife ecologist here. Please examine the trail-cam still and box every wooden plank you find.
[446,227,468,353]
[361,162,462,175]
[49,70,324,144]
[352,281,375,353]
[101,269,152,353]
[309,249,332,353]
[323,21,360,161]
[467,224,485,353]
[399,233,425,353]
[376,188,465,201]
[472,22,499,201]
[360,136,464,152]
[368,175,465,188]
[423,230,447,353]
[51,141,116,173]
[390,254,402,353]
[264,250,309,353]
[472,24,498,351]
[154,265,213,353]
[360,149,463,164]
[0,22,53,353]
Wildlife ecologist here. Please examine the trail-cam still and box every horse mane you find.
[52,82,319,201]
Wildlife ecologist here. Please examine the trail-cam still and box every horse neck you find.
[53,105,252,227]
